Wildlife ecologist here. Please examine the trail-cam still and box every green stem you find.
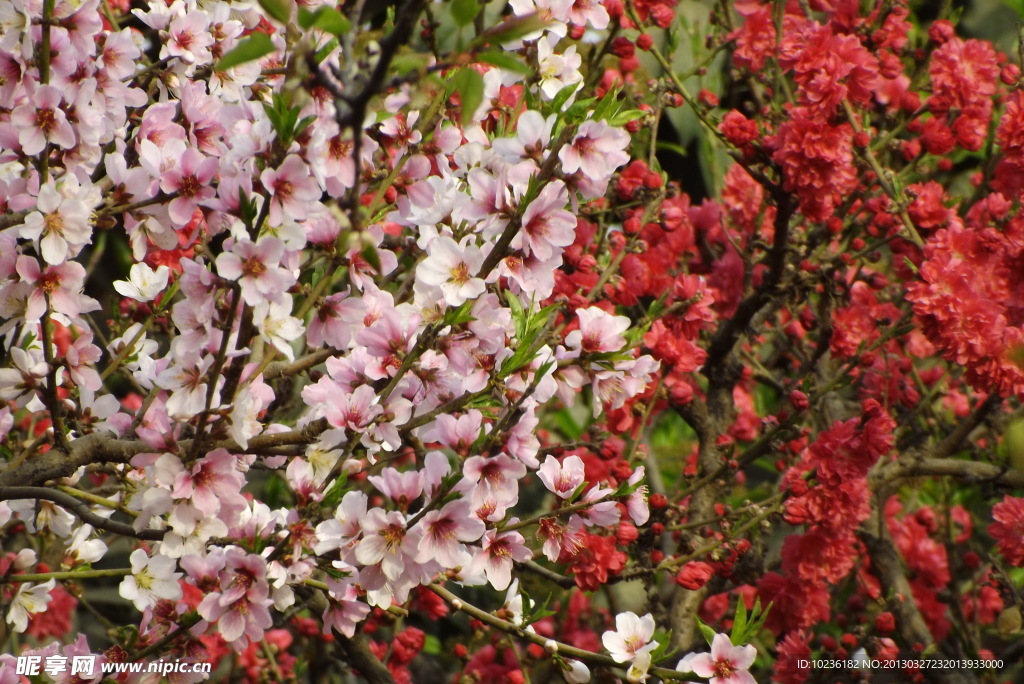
[40,0,54,85]
[2,568,130,583]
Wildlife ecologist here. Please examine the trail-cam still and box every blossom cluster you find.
[2,0,1024,681]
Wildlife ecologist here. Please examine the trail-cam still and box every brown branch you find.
[0,418,330,488]
[263,348,336,380]
[0,210,29,230]
[336,633,396,684]
[0,486,165,541]
[933,394,1000,460]
[875,458,1024,489]
[430,583,690,681]
[858,510,976,684]
[475,124,576,278]
[702,192,796,380]
[298,585,395,683]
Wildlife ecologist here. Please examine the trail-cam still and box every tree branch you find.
[858,509,976,684]
[430,583,691,681]
[0,486,165,540]
[0,418,330,488]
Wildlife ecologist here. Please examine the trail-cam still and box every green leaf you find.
[258,0,292,24]
[550,407,584,440]
[1004,0,1024,18]
[442,300,476,327]
[656,140,688,158]
[452,0,479,27]
[296,114,317,138]
[731,598,748,644]
[694,616,717,647]
[391,52,431,75]
[314,37,339,64]
[562,96,598,125]
[298,6,352,34]
[506,292,527,339]
[609,109,644,126]
[592,86,621,121]
[550,81,582,117]
[475,50,533,76]
[321,472,349,508]
[749,599,772,636]
[470,13,549,47]
[216,33,275,72]
[423,634,442,655]
[360,238,382,273]
[322,564,352,581]
[452,67,484,127]
[567,480,589,503]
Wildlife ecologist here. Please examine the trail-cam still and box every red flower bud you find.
[1002,64,1021,85]
[675,561,714,590]
[611,37,635,59]
[875,612,896,633]
[576,254,597,273]
[697,89,719,107]
[617,522,639,545]
[788,390,809,411]
[928,20,955,44]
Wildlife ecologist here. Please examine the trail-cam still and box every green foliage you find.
[297,5,352,35]
[451,0,480,27]
[258,0,292,24]
[321,471,349,508]
[451,67,485,127]
[263,93,316,148]
[216,33,275,71]
[470,13,550,48]
[475,50,533,76]
[694,615,718,647]
[731,597,772,646]
[500,294,560,376]
[549,406,586,441]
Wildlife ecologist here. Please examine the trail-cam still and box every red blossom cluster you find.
[759,400,895,634]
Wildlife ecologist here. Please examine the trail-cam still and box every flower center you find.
[43,212,64,236]
[449,261,471,285]
[242,257,266,278]
[429,517,457,542]
[274,179,293,200]
[179,174,201,198]
[581,331,602,352]
[330,136,353,160]
[35,107,56,133]
[381,524,405,550]
[713,659,735,678]
[135,567,154,591]
[38,271,61,294]
[624,635,645,654]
